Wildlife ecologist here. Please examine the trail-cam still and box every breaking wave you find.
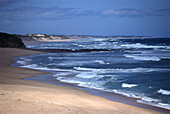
[158,89,170,95]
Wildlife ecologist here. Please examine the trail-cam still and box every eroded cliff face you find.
[0,32,26,48]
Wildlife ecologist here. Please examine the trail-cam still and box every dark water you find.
[16,38,170,109]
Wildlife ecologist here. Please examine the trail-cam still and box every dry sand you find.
[0,48,160,114]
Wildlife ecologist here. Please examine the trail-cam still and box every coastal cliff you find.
[0,32,26,48]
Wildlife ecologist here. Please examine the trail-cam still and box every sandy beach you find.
[0,48,161,114]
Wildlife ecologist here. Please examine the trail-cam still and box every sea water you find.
[16,38,170,109]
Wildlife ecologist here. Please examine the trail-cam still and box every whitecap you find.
[124,54,161,61]
[158,89,170,95]
[121,43,167,49]
[76,72,97,79]
[48,57,57,61]
[122,83,138,88]
[94,60,110,65]
[95,60,105,64]
[74,67,95,71]
[74,67,170,73]
[141,97,159,102]
[112,89,142,99]
[94,38,107,42]
[111,89,170,110]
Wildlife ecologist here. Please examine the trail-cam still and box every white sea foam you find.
[112,89,141,99]
[112,89,170,109]
[137,100,170,110]
[94,38,108,42]
[17,60,26,65]
[53,72,72,77]
[74,67,170,73]
[56,77,65,80]
[21,62,169,110]
[74,67,94,71]
[21,64,38,69]
[57,79,87,87]
[124,50,143,54]
[95,60,105,64]
[112,90,160,103]
[122,83,138,88]
[158,89,170,95]
[58,78,106,90]
[141,97,159,102]
[57,61,93,66]
[48,57,58,61]
[75,72,97,78]
[124,54,161,61]
[78,45,85,47]
[21,64,74,72]
[94,60,110,65]
[55,74,170,110]
[48,63,58,66]
[17,57,32,65]
[20,57,32,61]
[121,43,167,49]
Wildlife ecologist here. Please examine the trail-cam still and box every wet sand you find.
[26,73,170,113]
[0,48,162,114]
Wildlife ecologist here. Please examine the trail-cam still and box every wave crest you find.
[158,89,170,95]
[122,83,138,88]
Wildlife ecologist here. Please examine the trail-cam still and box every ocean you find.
[15,37,170,110]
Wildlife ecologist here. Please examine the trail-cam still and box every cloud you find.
[0,6,169,25]
[0,6,94,21]
[0,20,17,25]
[0,0,20,3]
[0,0,25,6]
[102,9,170,17]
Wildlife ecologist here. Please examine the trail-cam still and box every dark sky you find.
[0,0,170,37]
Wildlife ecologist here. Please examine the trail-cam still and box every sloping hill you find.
[0,32,26,48]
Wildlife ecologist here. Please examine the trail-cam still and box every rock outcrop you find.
[0,32,26,48]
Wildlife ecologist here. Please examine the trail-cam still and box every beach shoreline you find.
[24,71,170,113]
[0,47,168,114]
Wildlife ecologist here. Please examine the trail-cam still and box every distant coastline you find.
[17,33,152,43]
[0,33,163,114]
